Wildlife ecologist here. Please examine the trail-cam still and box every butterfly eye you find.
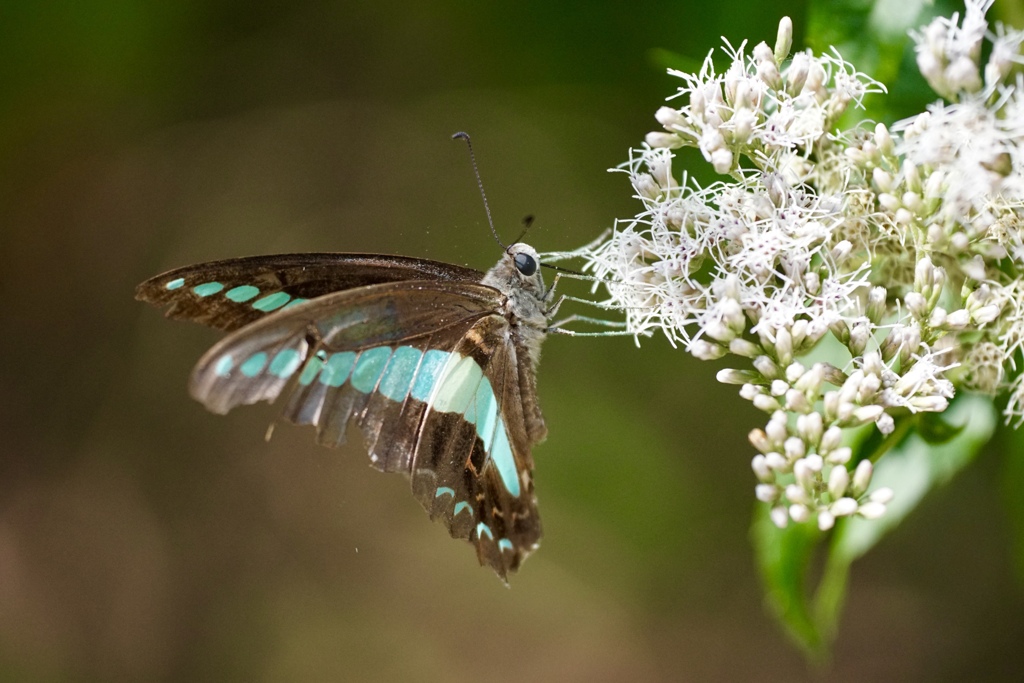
[513,252,538,276]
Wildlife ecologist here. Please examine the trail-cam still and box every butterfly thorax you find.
[480,243,549,369]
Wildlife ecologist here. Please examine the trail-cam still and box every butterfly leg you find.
[543,282,627,318]
[547,327,640,337]
[548,313,629,330]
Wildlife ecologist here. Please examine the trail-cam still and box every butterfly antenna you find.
[510,214,534,245]
[452,132,506,250]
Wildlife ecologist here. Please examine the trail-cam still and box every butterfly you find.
[136,239,555,580]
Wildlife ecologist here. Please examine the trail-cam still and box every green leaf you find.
[917,409,968,444]
[805,0,945,120]
[806,0,930,81]
[752,508,826,657]
[753,394,997,660]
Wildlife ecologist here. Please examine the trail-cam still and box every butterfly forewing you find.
[135,253,483,332]
[189,280,501,412]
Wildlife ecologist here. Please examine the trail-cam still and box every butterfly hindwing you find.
[135,253,483,332]
[408,316,543,576]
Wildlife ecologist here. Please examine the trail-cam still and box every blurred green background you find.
[2,1,1024,681]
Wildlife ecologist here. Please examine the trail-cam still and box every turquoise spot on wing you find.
[435,486,455,499]
[269,348,302,378]
[193,282,224,297]
[214,355,233,376]
[498,538,514,553]
[283,298,310,310]
[476,380,499,451]
[350,347,393,393]
[431,355,483,414]
[240,352,268,377]
[319,352,356,387]
[490,420,521,497]
[475,522,494,540]
[226,285,260,302]
[252,291,291,312]
[166,277,185,290]
[453,501,472,517]
[410,349,449,402]
[298,354,324,385]
[378,346,423,401]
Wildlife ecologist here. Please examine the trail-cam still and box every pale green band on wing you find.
[454,501,472,517]
[412,349,520,498]
[410,349,448,402]
[166,277,185,290]
[269,348,302,378]
[430,355,483,414]
[350,347,392,393]
[193,282,224,297]
[214,355,233,376]
[475,522,493,540]
[378,346,423,401]
[252,291,291,312]
[489,419,521,497]
[319,352,356,387]
[226,285,260,302]
[474,378,498,450]
[219,340,522,499]
[282,298,310,310]
[298,354,324,385]
[240,352,269,377]
[497,538,514,552]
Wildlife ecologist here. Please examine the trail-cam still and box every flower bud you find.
[752,454,774,482]
[869,487,894,504]
[828,465,850,499]
[774,16,793,63]
[789,503,811,523]
[857,501,887,519]
[785,437,807,462]
[874,123,894,155]
[756,483,780,502]
[830,497,859,516]
[867,287,888,323]
[796,411,823,446]
[749,428,771,453]
[654,106,685,130]
[826,447,852,465]
[765,452,789,472]
[753,394,781,412]
[852,459,873,496]
[817,511,835,531]
[729,338,762,358]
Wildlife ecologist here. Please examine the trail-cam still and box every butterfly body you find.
[137,244,551,579]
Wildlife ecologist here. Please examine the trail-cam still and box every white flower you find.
[552,4,1024,532]
[911,0,993,99]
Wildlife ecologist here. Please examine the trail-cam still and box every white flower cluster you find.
[568,1,1024,529]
